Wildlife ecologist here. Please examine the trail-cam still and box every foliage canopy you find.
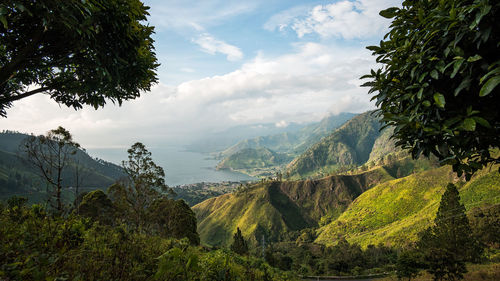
[363,0,500,178]
[418,183,482,281]
[108,142,173,229]
[0,0,158,117]
[230,227,249,256]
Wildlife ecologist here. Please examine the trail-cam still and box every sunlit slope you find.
[194,182,300,247]
[193,168,394,247]
[315,165,500,248]
[286,111,382,178]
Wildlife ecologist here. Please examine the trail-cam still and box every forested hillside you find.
[286,111,382,178]
[0,131,124,202]
[214,113,357,177]
[316,165,500,248]
[194,163,402,247]
[217,147,291,170]
[194,159,499,251]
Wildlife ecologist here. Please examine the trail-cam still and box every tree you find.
[396,250,424,281]
[0,0,158,117]
[108,142,172,229]
[148,198,200,245]
[21,126,80,212]
[362,0,500,178]
[77,189,115,225]
[231,227,248,256]
[418,183,482,281]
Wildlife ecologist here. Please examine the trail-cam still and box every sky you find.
[0,0,401,149]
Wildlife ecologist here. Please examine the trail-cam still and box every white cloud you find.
[275,120,289,128]
[263,5,312,32]
[0,42,376,149]
[192,33,243,61]
[266,0,400,39]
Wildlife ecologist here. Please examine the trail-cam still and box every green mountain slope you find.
[286,111,382,178]
[315,165,500,248]
[193,167,395,247]
[194,159,498,248]
[216,147,291,170]
[367,127,402,164]
[219,113,357,158]
[0,132,125,202]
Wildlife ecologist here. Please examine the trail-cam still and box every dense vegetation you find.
[0,131,124,202]
[171,182,244,207]
[0,198,296,280]
[316,165,500,248]
[194,157,436,247]
[0,0,159,117]
[363,0,500,177]
[2,0,500,278]
[0,139,297,280]
[2,126,499,280]
[286,111,383,178]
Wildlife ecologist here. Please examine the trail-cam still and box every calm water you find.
[86,146,256,186]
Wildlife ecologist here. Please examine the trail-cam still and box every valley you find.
[2,0,500,280]
[2,111,499,280]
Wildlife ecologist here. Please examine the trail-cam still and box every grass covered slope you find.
[216,147,291,170]
[286,111,382,179]
[193,168,395,247]
[315,165,500,248]
[194,182,297,247]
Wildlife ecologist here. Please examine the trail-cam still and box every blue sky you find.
[1,0,401,148]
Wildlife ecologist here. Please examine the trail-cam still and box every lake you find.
[86,146,256,186]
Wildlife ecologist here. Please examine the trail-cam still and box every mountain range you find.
[192,111,499,248]
[194,156,499,248]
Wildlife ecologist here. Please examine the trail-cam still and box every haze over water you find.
[87,146,256,186]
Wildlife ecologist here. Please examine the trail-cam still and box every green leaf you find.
[430,70,439,79]
[479,66,500,84]
[433,93,445,108]
[15,3,26,12]
[471,5,491,29]
[444,47,451,57]
[451,59,464,78]
[417,88,424,99]
[479,76,500,97]
[379,7,399,19]
[462,118,476,131]
[418,72,427,83]
[0,15,6,29]
[454,78,470,96]
[366,46,380,52]
[423,100,431,107]
[467,54,482,62]
[443,116,463,128]
[473,117,491,128]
